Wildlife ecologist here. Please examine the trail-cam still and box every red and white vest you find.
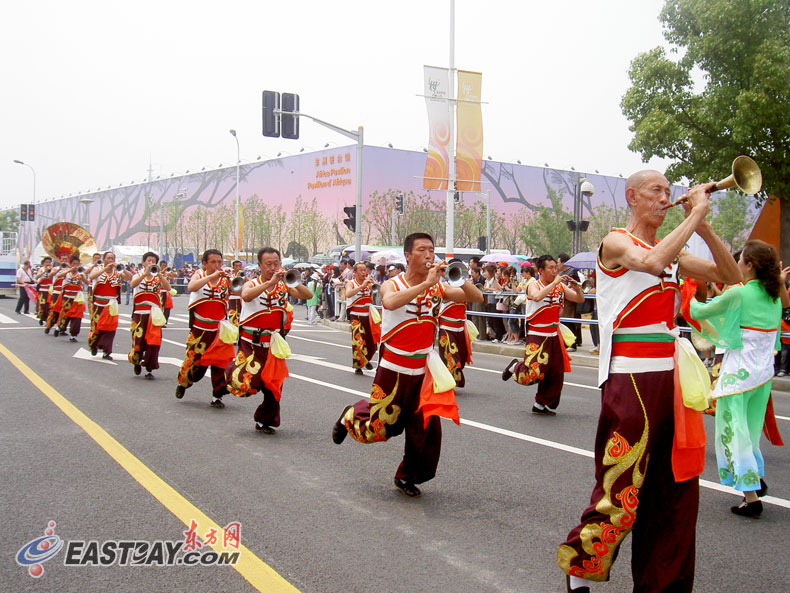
[346,279,372,316]
[133,275,162,314]
[524,279,564,336]
[238,277,289,346]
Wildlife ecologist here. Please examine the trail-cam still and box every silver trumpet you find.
[230,276,246,293]
[283,269,301,288]
[76,266,85,273]
[149,264,160,274]
[115,264,125,272]
[446,261,468,287]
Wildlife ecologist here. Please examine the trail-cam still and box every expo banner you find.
[423,66,451,191]
[455,70,482,192]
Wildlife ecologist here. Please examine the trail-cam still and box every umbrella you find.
[370,249,405,266]
[480,253,519,264]
[293,262,314,269]
[281,257,296,266]
[310,255,336,265]
[346,250,370,261]
[562,251,597,270]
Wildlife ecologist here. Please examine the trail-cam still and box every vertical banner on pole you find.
[455,70,482,192]
[423,66,451,190]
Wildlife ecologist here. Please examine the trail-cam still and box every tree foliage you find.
[0,209,20,232]
[519,188,572,256]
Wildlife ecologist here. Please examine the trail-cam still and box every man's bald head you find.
[626,170,666,192]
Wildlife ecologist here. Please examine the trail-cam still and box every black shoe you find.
[332,406,352,444]
[175,385,186,399]
[209,399,225,409]
[53,329,60,337]
[255,424,276,435]
[144,372,154,380]
[393,478,421,498]
[354,368,364,375]
[731,499,762,517]
[566,574,590,593]
[90,346,98,356]
[502,358,519,381]
[134,364,142,376]
[365,362,373,370]
[756,479,768,498]
[69,337,77,343]
[44,326,51,334]
[102,353,113,360]
[39,319,44,326]
[532,405,557,416]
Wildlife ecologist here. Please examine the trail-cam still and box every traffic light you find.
[395,194,404,215]
[262,90,280,137]
[20,204,28,221]
[281,92,300,139]
[343,206,356,232]
[477,236,487,251]
[28,204,35,221]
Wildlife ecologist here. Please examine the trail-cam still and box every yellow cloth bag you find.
[676,337,711,411]
[369,304,381,324]
[108,298,119,317]
[465,318,479,341]
[426,350,456,392]
[150,306,167,327]
[218,319,239,344]
[559,323,576,347]
[74,291,85,304]
[169,288,177,296]
[270,332,291,359]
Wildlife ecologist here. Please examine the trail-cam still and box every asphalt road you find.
[0,295,787,593]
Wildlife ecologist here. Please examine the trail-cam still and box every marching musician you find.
[175,249,234,408]
[35,256,53,325]
[89,251,131,360]
[53,254,89,342]
[331,233,483,498]
[437,259,472,388]
[227,259,244,327]
[225,247,312,434]
[158,260,176,325]
[128,252,171,379]
[501,254,584,415]
[44,253,69,334]
[345,262,379,375]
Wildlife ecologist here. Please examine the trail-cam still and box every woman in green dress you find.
[689,240,786,517]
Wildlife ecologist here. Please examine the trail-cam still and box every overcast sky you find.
[1,0,675,211]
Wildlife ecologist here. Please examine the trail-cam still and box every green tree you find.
[519,187,572,256]
[586,204,630,251]
[0,209,20,232]
[710,190,755,252]
[621,0,790,260]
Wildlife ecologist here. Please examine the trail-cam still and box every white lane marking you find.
[0,313,20,324]
[287,371,790,509]
[159,356,186,367]
[0,327,44,331]
[72,347,118,365]
[290,352,374,376]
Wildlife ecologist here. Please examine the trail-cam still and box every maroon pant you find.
[349,312,377,369]
[128,313,160,371]
[341,366,442,484]
[437,328,468,388]
[225,340,280,426]
[511,332,565,409]
[558,370,698,592]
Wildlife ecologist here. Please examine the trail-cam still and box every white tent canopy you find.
[113,245,150,264]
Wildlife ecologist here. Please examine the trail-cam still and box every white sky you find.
[1,0,674,210]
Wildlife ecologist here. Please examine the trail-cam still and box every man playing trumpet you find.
[225,247,312,434]
[332,233,483,498]
[54,255,89,342]
[176,249,233,408]
[346,262,379,375]
[227,259,244,327]
[129,252,171,379]
[89,251,131,359]
[35,256,53,325]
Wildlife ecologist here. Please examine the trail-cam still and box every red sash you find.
[671,348,706,481]
[144,316,162,346]
[199,332,235,368]
[261,353,289,401]
[417,367,460,428]
[96,305,119,332]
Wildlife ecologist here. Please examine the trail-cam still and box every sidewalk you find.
[319,318,790,394]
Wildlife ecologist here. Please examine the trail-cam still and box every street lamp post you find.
[79,197,95,234]
[13,160,36,257]
[568,178,595,253]
[229,129,240,260]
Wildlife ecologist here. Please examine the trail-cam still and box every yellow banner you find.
[423,66,451,190]
[456,70,483,192]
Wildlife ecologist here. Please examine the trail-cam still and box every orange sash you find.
[370,315,381,344]
[558,333,572,373]
[96,305,119,332]
[417,368,460,429]
[199,332,235,368]
[261,352,289,401]
[671,348,706,481]
[763,395,784,446]
[144,316,161,346]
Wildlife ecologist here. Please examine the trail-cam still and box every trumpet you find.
[149,264,160,274]
[76,266,85,273]
[663,155,762,210]
[446,261,468,287]
[581,279,594,294]
[283,268,301,288]
[60,263,68,269]
[230,276,246,293]
[115,264,125,272]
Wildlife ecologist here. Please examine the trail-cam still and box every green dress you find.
[689,280,780,492]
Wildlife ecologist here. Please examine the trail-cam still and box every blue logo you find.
[15,521,63,578]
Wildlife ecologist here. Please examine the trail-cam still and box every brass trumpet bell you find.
[41,222,99,265]
[713,155,762,195]
[230,276,246,293]
[284,269,301,288]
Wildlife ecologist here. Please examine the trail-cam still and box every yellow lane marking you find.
[0,343,300,593]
